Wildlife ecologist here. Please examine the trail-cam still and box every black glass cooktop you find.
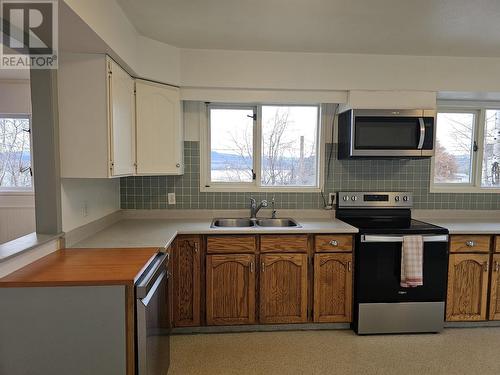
[358,219,449,235]
[336,208,449,235]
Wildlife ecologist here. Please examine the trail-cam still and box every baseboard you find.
[172,323,351,335]
[64,210,124,247]
[444,321,500,328]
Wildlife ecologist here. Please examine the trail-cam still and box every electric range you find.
[336,191,449,335]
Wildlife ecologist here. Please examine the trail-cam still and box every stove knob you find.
[403,196,409,202]
[343,195,349,201]
[395,196,400,202]
[351,196,357,201]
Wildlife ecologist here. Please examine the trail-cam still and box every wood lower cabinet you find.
[259,253,308,324]
[173,236,201,327]
[446,253,489,321]
[489,254,500,320]
[313,253,353,323]
[206,254,256,325]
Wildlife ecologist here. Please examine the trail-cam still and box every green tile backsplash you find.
[120,141,500,210]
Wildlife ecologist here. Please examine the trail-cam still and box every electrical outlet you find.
[167,193,176,205]
[328,193,336,206]
[82,201,88,217]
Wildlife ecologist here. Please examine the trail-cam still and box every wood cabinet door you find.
[108,59,136,176]
[206,254,256,325]
[489,254,500,320]
[173,237,201,327]
[135,80,183,175]
[446,253,489,321]
[259,254,308,324]
[313,253,353,323]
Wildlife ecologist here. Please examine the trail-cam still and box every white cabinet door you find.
[135,80,184,175]
[108,59,136,177]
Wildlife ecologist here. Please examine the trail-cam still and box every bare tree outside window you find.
[208,105,320,188]
[0,117,32,189]
[434,113,474,184]
[261,106,318,187]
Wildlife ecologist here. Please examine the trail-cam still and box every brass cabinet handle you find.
[483,261,489,272]
[193,242,198,253]
[347,261,352,272]
[495,261,500,273]
[329,240,339,247]
[261,262,265,272]
[250,262,254,273]
[466,240,475,247]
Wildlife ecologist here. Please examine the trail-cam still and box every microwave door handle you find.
[417,118,425,149]
[362,235,448,243]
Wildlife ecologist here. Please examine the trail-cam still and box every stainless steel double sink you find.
[211,218,301,228]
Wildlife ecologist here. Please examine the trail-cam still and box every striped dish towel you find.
[400,235,424,288]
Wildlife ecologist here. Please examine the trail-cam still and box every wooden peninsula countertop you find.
[0,248,160,287]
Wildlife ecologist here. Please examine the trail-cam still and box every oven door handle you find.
[136,252,169,299]
[361,234,448,243]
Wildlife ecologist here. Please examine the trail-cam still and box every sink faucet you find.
[250,198,268,219]
[271,197,277,219]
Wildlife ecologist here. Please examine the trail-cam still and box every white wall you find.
[62,0,500,94]
[61,179,120,232]
[0,194,35,244]
[0,80,31,113]
[179,49,500,92]
[0,80,35,244]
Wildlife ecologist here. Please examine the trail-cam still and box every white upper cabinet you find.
[59,54,136,178]
[108,59,136,176]
[58,53,184,178]
[135,80,184,175]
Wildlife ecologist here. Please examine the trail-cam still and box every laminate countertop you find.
[421,218,500,234]
[0,248,159,287]
[73,218,359,249]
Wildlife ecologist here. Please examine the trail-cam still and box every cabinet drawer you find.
[207,235,256,254]
[260,235,308,253]
[450,235,491,253]
[495,236,500,253]
[315,235,353,252]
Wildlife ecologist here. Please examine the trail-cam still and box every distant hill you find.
[211,151,315,170]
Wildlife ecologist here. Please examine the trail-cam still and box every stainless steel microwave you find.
[337,109,436,158]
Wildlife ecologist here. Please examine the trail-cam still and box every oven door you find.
[355,234,448,303]
[351,111,434,157]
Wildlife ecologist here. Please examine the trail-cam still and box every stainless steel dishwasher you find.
[136,251,170,375]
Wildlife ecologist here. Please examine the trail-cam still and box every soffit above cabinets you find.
[340,90,437,111]
[179,88,347,104]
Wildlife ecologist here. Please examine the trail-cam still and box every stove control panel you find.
[337,192,413,208]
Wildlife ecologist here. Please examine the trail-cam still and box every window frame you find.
[431,105,500,193]
[0,113,34,194]
[200,103,323,193]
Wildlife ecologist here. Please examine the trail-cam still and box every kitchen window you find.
[0,115,32,192]
[201,104,322,192]
[431,107,500,192]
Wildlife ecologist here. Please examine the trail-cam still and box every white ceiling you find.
[117,0,500,57]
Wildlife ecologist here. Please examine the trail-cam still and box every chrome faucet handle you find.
[271,197,277,219]
[261,200,268,207]
[249,197,256,207]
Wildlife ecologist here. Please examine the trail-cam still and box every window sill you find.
[430,185,500,194]
[200,185,322,193]
[0,190,34,196]
[0,232,63,263]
